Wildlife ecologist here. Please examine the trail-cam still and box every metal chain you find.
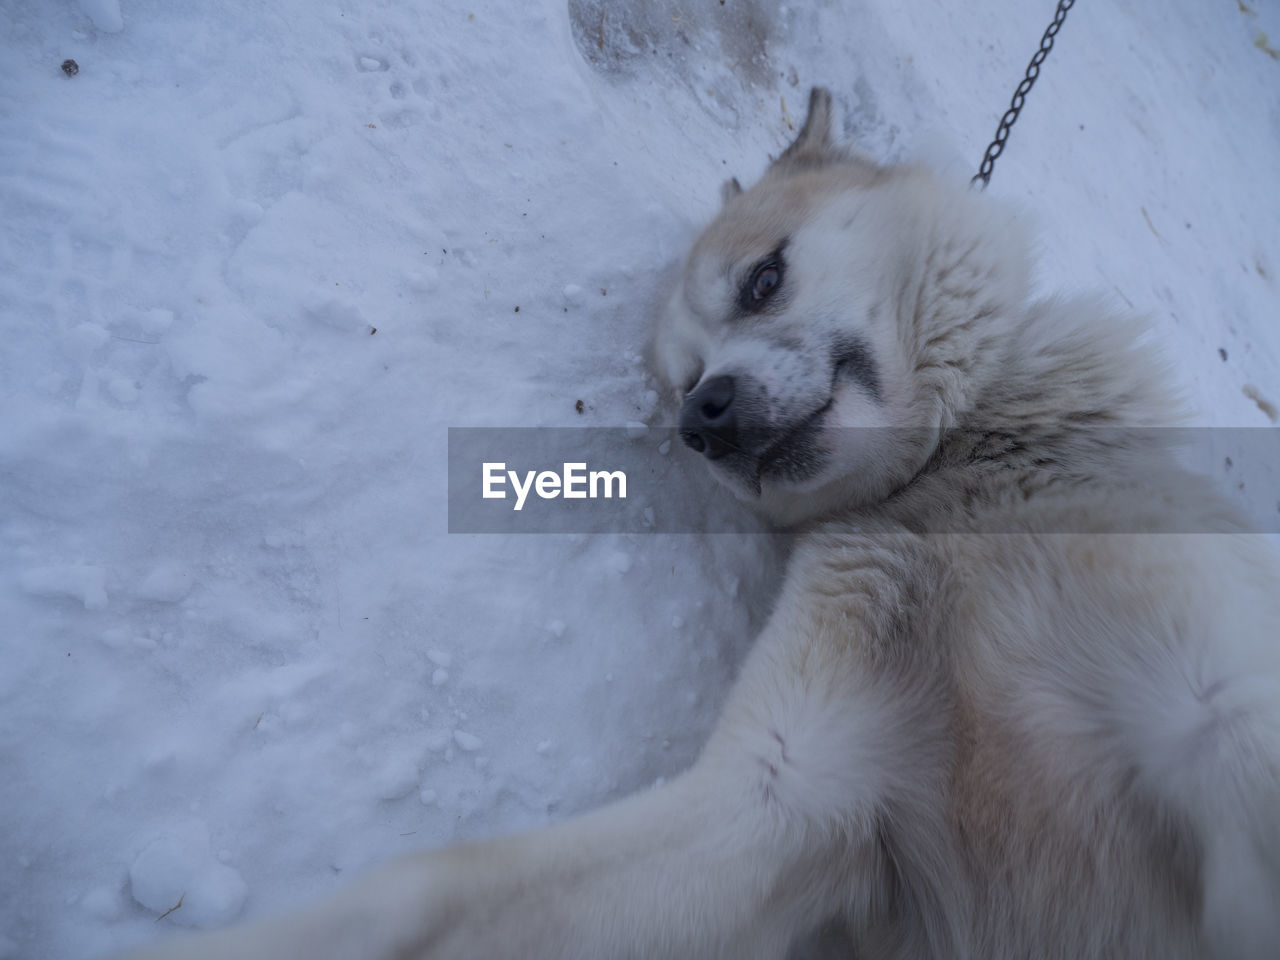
[972,0,1075,190]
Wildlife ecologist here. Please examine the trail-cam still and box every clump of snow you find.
[453,730,484,752]
[20,565,109,610]
[128,826,248,928]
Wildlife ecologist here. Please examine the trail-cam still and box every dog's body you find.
[125,89,1280,960]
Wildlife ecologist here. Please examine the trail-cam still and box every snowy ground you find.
[2,0,1278,957]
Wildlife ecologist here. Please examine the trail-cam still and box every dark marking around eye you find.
[737,239,789,314]
[832,334,882,403]
[751,264,780,300]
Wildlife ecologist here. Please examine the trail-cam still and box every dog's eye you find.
[751,264,781,301]
[738,241,788,313]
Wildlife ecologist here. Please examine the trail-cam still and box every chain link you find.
[972,0,1075,190]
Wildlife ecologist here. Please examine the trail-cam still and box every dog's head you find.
[654,88,1031,525]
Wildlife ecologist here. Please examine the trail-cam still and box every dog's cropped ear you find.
[774,87,835,169]
[719,177,743,205]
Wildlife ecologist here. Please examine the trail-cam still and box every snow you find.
[452,731,484,753]
[126,826,248,929]
[1,0,1278,958]
[19,564,109,610]
[74,0,121,35]
[133,564,193,603]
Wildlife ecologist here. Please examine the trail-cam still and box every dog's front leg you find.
[127,758,870,960]
[126,536,946,960]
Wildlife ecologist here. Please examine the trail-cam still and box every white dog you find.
[124,88,1280,960]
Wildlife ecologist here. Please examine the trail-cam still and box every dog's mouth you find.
[697,350,868,500]
[753,353,863,481]
[707,388,837,500]
[755,395,834,480]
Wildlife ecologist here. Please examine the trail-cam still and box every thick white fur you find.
[122,91,1280,960]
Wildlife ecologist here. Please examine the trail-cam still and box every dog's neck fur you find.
[774,170,1186,532]
[885,301,1192,536]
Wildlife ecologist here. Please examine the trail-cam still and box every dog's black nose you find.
[679,375,738,459]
